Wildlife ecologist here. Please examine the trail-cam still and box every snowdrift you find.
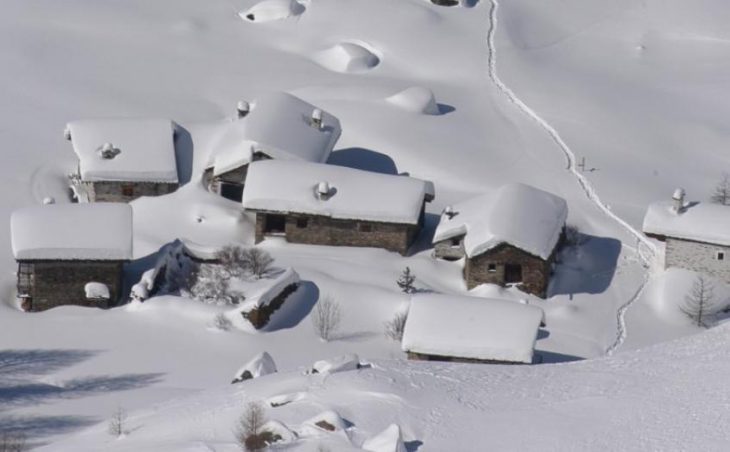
[386,86,441,115]
[239,0,305,23]
[314,42,380,73]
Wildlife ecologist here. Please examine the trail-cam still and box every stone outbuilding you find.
[203,92,342,202]
[11,203,133,312]
[433,183,567,298]
[643,188,730,284]
[65,118,179,202]
[242,160,434,255]
[402,293,545,364]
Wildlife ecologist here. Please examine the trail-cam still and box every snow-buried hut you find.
[242,160,434,255]
[203,92,341,202]
[402,294,545,364]
[433,183,567,298]
[65,118,179,202]
[11,203,133,312]
[643,189,730,284]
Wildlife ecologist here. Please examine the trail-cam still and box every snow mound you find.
[362,424,407,452]
[267,391,307,407]
[311,353,362,374]
[261,420,297,443]
[301,410,348,434]
[231,352,277,383]
[314,42,380,73]
[239,0,305,23]
[386,86,440,115]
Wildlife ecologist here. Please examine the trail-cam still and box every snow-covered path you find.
[486,0,657,354]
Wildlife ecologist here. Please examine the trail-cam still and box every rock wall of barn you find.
[465,243,552,297]
[434,235,466,260]
[19,260,125,312]
[666,238,730,284]
[254,212,419,255]
[84,181,178,203]
[406,351,526,365]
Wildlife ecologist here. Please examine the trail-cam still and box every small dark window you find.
[220,183,244,202]
[359,223,372,232]
[296,217,308,228]
[717,252,725,261]
[264,214,286,234]
[450,237,461,247]
[487,263,497,273]
[122,184,134,197]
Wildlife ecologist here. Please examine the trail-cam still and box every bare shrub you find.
[711,172,730,205]
[211,313,233,331]
[311,296,342,341]
[0,432,26,452]
[108,406,127,437]
[384,311,408,341]
[234,402,280,451]
[190,265,244,305]
[216,245,248,278]
[682,275,717,328]
[242,248,274,279]
[396,267,416,294]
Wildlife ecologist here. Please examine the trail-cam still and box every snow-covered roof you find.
[242,160,431,224]
[206,92,341,176]
[402,294,545,364]
[433,183,568,259]
[11,203,133,261]
[66,118,178,183]
[643,200,730,246]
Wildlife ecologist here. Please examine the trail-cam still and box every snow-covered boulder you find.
[362,424,407,452]
[301,410,348,435]
[231,352,277,383]
[386,86,440,115]
[311,353,361,374]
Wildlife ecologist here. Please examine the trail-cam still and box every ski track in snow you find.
[486,0,657,354]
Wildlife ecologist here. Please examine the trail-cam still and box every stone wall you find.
[464,243,553,297]
[242,283,299,329]
[18,260,125,312]
[434,235,466,260]
[254,212,420,255]
[203,165,249,194]
[82,180,177,203]
[407,351,526,365]
[666,238,730,284]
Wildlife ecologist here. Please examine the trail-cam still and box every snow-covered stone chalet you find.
[402,294,545,364]
[65,118,179,202]
[203,92,341,202]
[10,203,133,312]
[242,160,434,255]
[643,189,730,284]
[433,183,568,298]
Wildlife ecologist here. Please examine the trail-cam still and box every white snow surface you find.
[66,118,178,182]
[362,424,406,452]
[402,293,545,364]
[10,203,133,260]
[206,92,341,176]
[433,183,568,259]
[83,282,110,300]
[643,200,730,246]
[242,160,430,225]
[232,351,277,382]
[312,353,361,374]
[314,41,381,73]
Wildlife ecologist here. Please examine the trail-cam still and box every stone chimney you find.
[672,188,686,213]
[311,108,323,130]
[316,181,331,200]
[237,100,250,118]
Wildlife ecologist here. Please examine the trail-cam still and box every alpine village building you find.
[643,188,730,284]
[203,92,342,202]
[242,160,435,256]
[11,203,133,312]
[433,183,568,298]
[65,118,179,202]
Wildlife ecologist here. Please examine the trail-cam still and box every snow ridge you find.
[486,0,656,354]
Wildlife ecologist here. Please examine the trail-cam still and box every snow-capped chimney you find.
[316,181,331,200]
[237,100,250,118]
[63,126,72,141]
[99,142,119,160]
[444,205,456,219]
[311,108,323,130]
[672,188,686,214]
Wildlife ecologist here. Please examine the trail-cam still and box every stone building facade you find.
[253,211,424,256]
[406,351,526,365]
[665,238,730,284]
[76,180,178,203]
[16,260,125,312]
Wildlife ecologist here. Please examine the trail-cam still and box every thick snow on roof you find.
[402,294,544,364]
[67,118,178,183]
[206,92,341,175]
[434,183,568,259]
[11,203,133,261]
[242,160,430,224]
[643,200,730,246]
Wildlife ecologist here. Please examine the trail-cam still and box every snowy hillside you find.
[1,0,729,450]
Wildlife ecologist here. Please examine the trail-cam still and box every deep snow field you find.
[1,0,730,450]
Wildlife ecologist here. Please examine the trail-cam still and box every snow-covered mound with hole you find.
[386,86,440,115]
[239,0,304,23]
[231,351,277,383]
[311,353,361,374]
[314,42,380,73]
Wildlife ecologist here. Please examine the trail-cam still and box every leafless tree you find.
[211,312,233,331]
[711,173,730,205]
[0,432,26,452]
[108,406,127,437]
[216,245,248,278]
[234,402,267,451]
[190,265,244,305]
[682,275,717,328]
[396,267,416,294]
[384,310,408,341]
[242,248,274,279]
[311,296,342,341]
